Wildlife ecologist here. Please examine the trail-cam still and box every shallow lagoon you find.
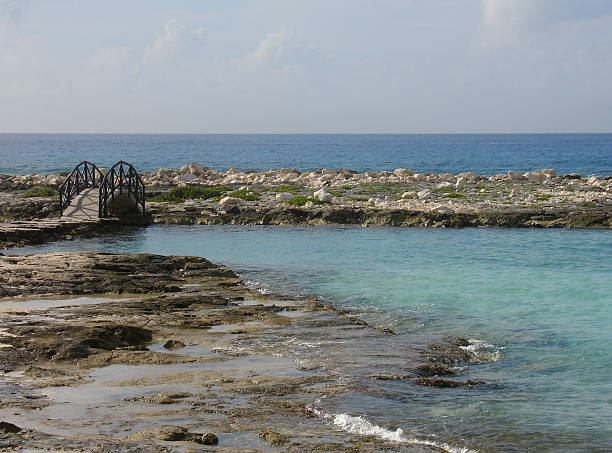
[9,225,612,451]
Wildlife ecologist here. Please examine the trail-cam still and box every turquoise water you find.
[9,226,612,451]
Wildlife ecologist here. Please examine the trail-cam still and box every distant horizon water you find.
[1,133,611,176]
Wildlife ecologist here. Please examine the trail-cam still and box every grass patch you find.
[147,185,230,202]
[285,196,322,206]
[267,185,304,193]
[342,185,353,190]
[348,197,369,202]
[442,192,467,199]
[228,189,260,201]
[24,186,58,198]
[563,186,576,192]
[535,194,554,201]
[432,187,455,193]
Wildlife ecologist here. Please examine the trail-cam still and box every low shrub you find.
[267,185,304,193]
[285,196,321,206]
[24,186,58,198]
[147,186,231,202]
[442,192,467,199]
[228,189,260,201]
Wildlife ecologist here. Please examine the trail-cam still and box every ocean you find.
[9,226,612,452]
[0,133,611,176]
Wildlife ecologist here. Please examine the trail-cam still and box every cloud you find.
[479,0,612,49]
[0,0,31,21]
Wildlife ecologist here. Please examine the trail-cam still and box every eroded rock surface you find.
[0,252,497,452]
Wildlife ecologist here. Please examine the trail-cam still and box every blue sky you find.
[0,0,611,133]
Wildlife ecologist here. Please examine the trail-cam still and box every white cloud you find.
[0,0,31,21]
[479,0,612,49]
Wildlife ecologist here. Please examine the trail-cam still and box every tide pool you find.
[9,225,612,451]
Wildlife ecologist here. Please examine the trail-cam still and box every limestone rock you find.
[219,196,242,206]
[417,189,432,200]
[455,177,466,190]
[313,189,333,203]
[275,192,293,202]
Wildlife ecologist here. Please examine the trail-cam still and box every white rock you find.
[176,174,197,183]
[413,173,427,181]
[188,162,204,175]
[455,177,466,190]
[313,188,333,203]
[417,189,432,199]
[275,192,293,201]
[524,171,546,183]
[227,167,238,175]
[218,196,242,205]
[587,176,599,185]
[401,191,414,199]
[304,201,315,208]
[437,182,454,190]
[463,171,477,180]
[508,171,524,181]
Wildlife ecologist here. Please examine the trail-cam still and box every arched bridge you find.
[59,161,146,220]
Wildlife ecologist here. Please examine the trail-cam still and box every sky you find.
[0,0,611,133]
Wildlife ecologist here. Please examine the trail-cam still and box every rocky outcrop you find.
[0,218,124,249]
[0,251,228,297]
[148,204,612,229]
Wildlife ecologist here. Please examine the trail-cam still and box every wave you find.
[309,402,478,453]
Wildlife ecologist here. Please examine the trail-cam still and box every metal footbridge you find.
[59,161,146,221]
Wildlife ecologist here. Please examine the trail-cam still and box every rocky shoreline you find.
[1,165,610,248]
[0,251,490,452]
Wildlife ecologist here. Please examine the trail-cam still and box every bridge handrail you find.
[99,160,145,217]
[58,161,104,215]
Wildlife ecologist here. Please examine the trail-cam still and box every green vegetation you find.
[284,196,322,206]
[228,189,260,201]
[442,192,467,199]
[432,186,455,193]
[348,197,369,202]
[24,186,58,198]
[563,186,576,192]
[147,185,231,203]
[535,194,554,201]
[267,185,304,193]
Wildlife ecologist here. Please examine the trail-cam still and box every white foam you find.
[460,339,502,363]
[308,402,478,453]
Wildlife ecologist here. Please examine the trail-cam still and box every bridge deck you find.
[61,188,99,221]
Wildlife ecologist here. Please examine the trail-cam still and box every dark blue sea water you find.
[1,133,610,175]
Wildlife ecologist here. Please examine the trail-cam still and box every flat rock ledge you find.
[0,218,124,249]
[0,252,494,452]
[150,203,612,229]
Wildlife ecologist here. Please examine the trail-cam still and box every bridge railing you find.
[58,161,103,216]
[99,160,146,218]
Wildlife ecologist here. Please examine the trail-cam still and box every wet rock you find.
[416,377,485,388]
[259,430,290,447]
[0,421,21,434]
[415,363,458,377]
[163,339,186,350]
[201,433,219,445]
[128,425,217,444]
[79,325,152,350]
